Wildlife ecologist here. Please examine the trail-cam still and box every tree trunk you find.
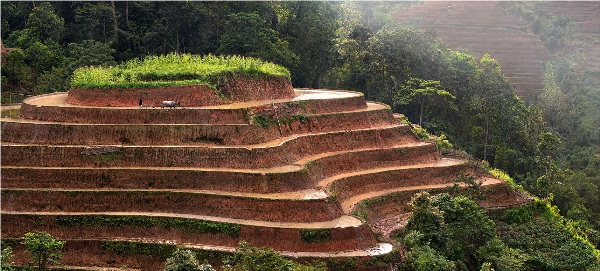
[419,99,424,126]
[111,1,118,43]
[483,105,489,161]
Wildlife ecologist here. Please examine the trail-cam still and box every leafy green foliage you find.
[218,12,298,69]
[55,215,240,237]
[399,193,497,270]
[164,248,214,271]
[495,199,600,271]
[395,78,455,126]
[24,2,64,42]
[400,244,456,271]
[71,53,290,90]
[476,238,529,271]
[222,241,327,271]
[300,229,331,243]
[1,244,14,271]
[21,231,65,271]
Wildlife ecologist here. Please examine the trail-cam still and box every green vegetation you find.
[222,241,327,271]
[397,192,600,271]
[20,231,65,271]
[1,244,14,271]
[55,215,240,237]
[300,229,331,243]
[71,54,290,90]
[164,248,216,271]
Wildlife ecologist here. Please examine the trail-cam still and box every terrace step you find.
[1,102,395,146]
[1,142,438,193]
[2,238,393,270]
[0,188,342,223]
[18,89,368,124]
[341,177,503,213]
[0,125,416,169]
[318,158,472,202]
[1,212,377,253]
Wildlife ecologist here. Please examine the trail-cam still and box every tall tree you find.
[395,78,455,126]
[472,54,516,161]
[279,2,337,88]
[218,12,297,68]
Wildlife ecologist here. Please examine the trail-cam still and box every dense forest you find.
[1,1,599,270]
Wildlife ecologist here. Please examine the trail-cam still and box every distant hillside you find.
[394,1,600,102]
[534,1,600,83]
[394,1,548,102]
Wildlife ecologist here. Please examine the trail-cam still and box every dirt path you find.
[5,187,328,200]
[318,158,463,188]
[21,89,362,109]
[2,211,362,229]
[340,177,503,213]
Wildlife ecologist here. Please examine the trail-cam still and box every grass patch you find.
[71,54,290,90]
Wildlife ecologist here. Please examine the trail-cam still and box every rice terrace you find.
[0,52,527,269]
[1,1,599,271]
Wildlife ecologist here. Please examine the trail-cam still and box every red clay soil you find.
[0,125,415,169]
[331,162,472,202]
[6,240,170,271]
[66,77,295,107]
[19,92,367,124]
[1,105,396,146]
[220,76,294,102]
[1,190,343,223]
[66,85,227,107]
[1,143,437,194]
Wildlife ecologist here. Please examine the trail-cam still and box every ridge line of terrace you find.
[317,157,465,188]
[340,177,505,213]
[1,211,363,229]
[0,102,388,125]
[23,89,363,109]
[0,124,405,149]
[0,142,431,173]
[3,187,329,201]
[0,237,393,257]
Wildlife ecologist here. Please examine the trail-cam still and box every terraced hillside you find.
[1,82,527,269]
[534,1,600,84]
[395,1,549,102]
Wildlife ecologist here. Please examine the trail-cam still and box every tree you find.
[279,2,337,88]
[66,39,116,71]
[218,12,298,68]
[395,77,456,126]
[403,192,446,250]
[476,238,528,271]
[73,3,116,43]
[21,231,65,271]
[400,244,457,271]
[222,242,326,271]
[432,194,496,267]
[1,48,33,92]
[472,54,516,161]
[25,2,64,42]
[164,248,214,271]
[1,244,14,271]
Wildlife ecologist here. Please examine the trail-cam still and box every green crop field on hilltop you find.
[71,54,291,89]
